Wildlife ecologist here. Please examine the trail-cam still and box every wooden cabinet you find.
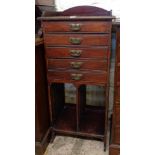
[39,6,114,151]
[35,39,51,155]
[109,24,120,155]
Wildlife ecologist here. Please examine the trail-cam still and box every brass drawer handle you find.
[70,23,81,31]
[71,73,83,80]
[70,62,83,69]
[70,38,82,45]
[69,50,82,57]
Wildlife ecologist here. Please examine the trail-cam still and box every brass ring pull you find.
[71,73,83,80]
[70,23,81,31]
[69,50,82,57]
[70,38,82,45]
[70,62,83,69]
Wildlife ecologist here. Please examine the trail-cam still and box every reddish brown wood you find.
[115,65,120,86]
[47,70,107,84]
[109,24,120,155]
[47,85,53,124]
[39,16,114,21]
[35,42,50,155]
[61,6,112,16]
[40,6,113,151]
[79,105,105,136]
[104,86,110,151]
[50,83,65,122]
[53,128,104,140]
[109,145,120,155]
[53,104,77,132]
[115,105,120,125]
[47,59,108,71]
[35,43,50,140]
[45,47,109,59]
[115,86,120,103]
[114,126,120,144]
[42,21,111,33]
[44,34,110,46]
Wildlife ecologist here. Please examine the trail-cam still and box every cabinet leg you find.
[48,84,53,124]
[104,86,109,152]
[104,142,107,151]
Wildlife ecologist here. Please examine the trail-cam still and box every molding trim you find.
[35,128,51,155]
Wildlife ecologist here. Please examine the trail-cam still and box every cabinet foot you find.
[104,143,107,152]
[50,130,56,143]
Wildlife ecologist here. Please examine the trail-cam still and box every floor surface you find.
[44,136,109,155]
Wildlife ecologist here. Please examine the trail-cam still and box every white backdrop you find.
[55,0,120,18]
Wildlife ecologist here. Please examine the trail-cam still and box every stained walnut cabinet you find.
[109,25,120,155]
[35,40,50,155]
[39,6,114,151]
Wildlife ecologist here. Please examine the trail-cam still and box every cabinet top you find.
[38,5,115,21]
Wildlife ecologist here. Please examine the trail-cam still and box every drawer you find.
[47,70,107,84]
[114,126,120,144]
[47,59,108,71]
[45,47,109,59]
[44,34,110,46]
[42,21,111,33]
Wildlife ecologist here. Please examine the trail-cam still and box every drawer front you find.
[44,34,110,46]
[47,59,108,71]
[109,147,120,155]
[114,126,120,144]
[42,21,111,33]
[47,71,107,84]
[45,47,109,59]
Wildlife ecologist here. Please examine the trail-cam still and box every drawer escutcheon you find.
[69,50,82,57]
[70,62,83,69]
[70,37,82,45]
[70,23,81,31]
[71,73,83,80]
